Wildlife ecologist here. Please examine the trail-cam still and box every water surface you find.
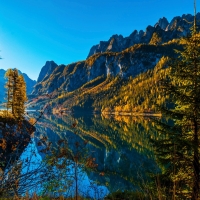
[24,113,159,197]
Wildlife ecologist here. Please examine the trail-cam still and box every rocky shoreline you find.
[0,118,35,170]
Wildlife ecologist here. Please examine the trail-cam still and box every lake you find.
[21,112,159,198]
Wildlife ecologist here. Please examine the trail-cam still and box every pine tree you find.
[153,11,200,199]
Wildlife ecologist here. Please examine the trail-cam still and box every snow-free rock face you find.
[87,13,199,58]
[32,58,108,95]
[154,17,169,30]
[31,43,179,96]
[37,61,58,83]
[31,61,58,95]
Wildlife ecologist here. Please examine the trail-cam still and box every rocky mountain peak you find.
[110,34,124,41]
[87,13,200,58]
[154,17,169,30]
[37,61,58,83]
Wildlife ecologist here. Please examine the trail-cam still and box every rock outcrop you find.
[154,17,169,30]
[0,118,35,170]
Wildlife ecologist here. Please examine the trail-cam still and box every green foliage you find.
[152,31,200,199]
[39,197,51,200]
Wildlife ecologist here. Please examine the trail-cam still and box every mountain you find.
[29,13,198,112]
[18,70,37,94]
[37,61,58,83]
[32,43,179,96]
[0,69,36,103]
[87,13,198,58]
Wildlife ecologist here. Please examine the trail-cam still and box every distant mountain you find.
[87,13,198,58]
[18,70,36,94]
[0,69,36,103]
[32,43,179,96]
[29,13,198,112]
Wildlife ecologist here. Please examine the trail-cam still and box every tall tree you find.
[4,69,14,116]
[4,69,27,120]
[12,68,19,116]
[153,10,200,199]
[14,74,27,119]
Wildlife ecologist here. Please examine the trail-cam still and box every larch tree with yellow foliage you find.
[4,68,27,120]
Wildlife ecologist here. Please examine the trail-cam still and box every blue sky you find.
[0,0,196,80]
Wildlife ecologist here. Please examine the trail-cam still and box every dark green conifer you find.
[153,2,200,198]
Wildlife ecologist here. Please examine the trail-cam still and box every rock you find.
[87,13,200,58]
[37,61,58,83]
[0,119,35,170]
[154,17,169,30]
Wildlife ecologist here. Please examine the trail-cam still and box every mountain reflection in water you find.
[32,113,159,196]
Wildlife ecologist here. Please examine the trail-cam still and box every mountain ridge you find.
[86,13,198,58]
[29,13,197,113]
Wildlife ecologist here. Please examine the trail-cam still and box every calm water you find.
[21,113,159,198]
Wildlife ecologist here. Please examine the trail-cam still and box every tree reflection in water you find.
[32,113,159,197]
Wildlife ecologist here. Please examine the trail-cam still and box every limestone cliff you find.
[87,13,199,57]
[29,13,197,112]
